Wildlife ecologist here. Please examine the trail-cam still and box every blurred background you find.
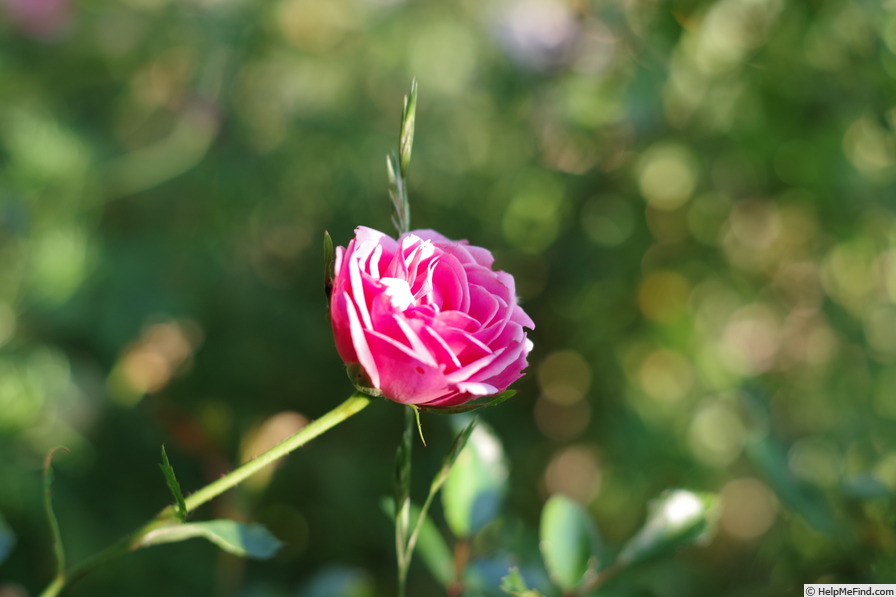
[2,0,896,595]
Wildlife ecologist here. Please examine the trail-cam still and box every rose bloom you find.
[330,227,534,408]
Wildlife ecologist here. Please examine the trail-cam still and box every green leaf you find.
[442,419,507,537]
[138,520,282,559]
[433,418,479,487]
[616,489,717,568]
[159,445,187,522]
[43,447,70,579]
[539,495,600,592]
[420,390,517,415]
[0,512,16,566]
[500,568,546,597]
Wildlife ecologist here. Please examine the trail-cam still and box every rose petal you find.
[365,331,451,405]
[420,325,463,369]
[343,291,380,388]
[467,285,500,326]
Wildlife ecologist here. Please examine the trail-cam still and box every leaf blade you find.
[442,419,507,538]
[538,494,601,592]
[159,445,188,522]
[138,520,282,559]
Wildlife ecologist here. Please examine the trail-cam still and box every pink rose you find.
[330,227,534,409]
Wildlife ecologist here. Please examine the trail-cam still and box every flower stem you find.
[395,406,414,597]
[37,392,373,597]
[181,392,371,514]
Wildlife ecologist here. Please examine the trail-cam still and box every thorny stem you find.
[37,393,373,597]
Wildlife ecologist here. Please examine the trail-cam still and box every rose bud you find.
[330,227,534,409]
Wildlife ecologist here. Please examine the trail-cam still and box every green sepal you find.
[137,520,282,559]
[43,446,70,579]
[323,230,335,300]
[159,445,188,522]
[420,390,517,414]
[412,405,426,446]
[345,363,384,398]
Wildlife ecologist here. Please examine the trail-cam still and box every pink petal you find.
[365,331,451,405]
[467,285,500,326]
[343,291,380,388]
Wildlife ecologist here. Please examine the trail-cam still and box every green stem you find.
[181,392,371,514]
[39,577,65,597]
[37,392,373,597]
[396,406,414,597]
[404,466,442,566]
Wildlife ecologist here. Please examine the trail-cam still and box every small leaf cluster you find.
[398,422,718,597]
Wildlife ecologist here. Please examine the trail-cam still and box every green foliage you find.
[137,520,282,560]
[539,495,601,592]
[616,490,718,568]
[442,419,508,538]
[158,445,187,523]
[396,501,454,588]
[745,435,839,535]
[395,415,475,595]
